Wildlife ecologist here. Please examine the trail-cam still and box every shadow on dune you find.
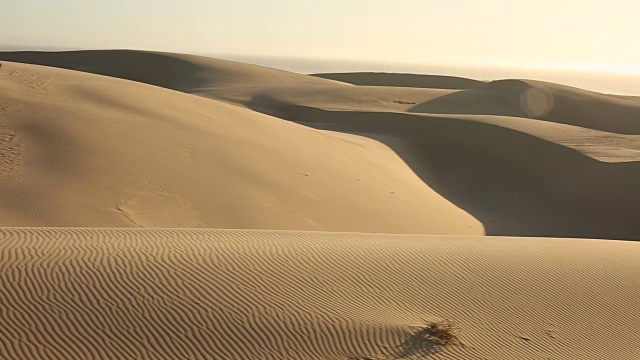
[0,50,342,93]
[249,94,640,240]
[391,328,442,359]
[0,50,210,91]
[409,80,640,134]
[312,72,484,90]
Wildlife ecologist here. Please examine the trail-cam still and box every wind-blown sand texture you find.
[1,228,639,360]
[1,51,639,359]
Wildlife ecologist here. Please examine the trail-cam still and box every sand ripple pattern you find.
[0,228,639,359]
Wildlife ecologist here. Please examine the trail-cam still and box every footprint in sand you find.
[116,182,203,227]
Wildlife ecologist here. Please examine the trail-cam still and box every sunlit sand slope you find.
[256,105,640,239]
[0,228,638,360]
[0,61,479,233]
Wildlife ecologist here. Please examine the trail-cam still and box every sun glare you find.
[535,62,640,75]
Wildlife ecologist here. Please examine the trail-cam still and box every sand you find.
[0,59,479,233]
[1,50,639,359]
[314,72,485,89]
[1,228,639,360]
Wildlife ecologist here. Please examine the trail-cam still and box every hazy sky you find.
[2,0,638,72]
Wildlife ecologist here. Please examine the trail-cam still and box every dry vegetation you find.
[419,319,460,346]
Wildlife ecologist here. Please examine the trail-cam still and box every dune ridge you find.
[1,228,639,360]
[256,104,640,239]
[0,60,479,233]
[0,50,346,92]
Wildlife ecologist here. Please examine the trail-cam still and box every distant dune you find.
[408,79,640,134]
[313,72,485,89]
[0,50,346,91]
[1,50,639,360]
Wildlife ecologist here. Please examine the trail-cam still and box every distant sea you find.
[212,54,640,97]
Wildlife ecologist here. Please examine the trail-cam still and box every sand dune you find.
[0,50,345,92]
[0,60,479,233]
[250,104,640,239]
[1,51,639,239]
[203,85,454,114]
[409,79,640,134]
[313,72,485,89]
[1,50,639,360]
[0,228,639,360]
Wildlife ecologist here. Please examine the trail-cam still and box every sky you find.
[2,0,639,74]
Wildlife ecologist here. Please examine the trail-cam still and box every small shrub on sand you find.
[396,319,460,357]
[420,319,459,346]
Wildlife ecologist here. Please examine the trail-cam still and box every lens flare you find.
[520,86,554,118]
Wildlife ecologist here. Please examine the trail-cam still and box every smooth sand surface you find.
[313,72,485,89]
[0,50,346,91]
[408,79,640,134]
[1,51,639,360]
[1,228,639,360]
[0,60,478,233]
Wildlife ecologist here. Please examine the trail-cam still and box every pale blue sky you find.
[2,0,638,72]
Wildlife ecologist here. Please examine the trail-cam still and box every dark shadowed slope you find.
[247,97,640,240]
